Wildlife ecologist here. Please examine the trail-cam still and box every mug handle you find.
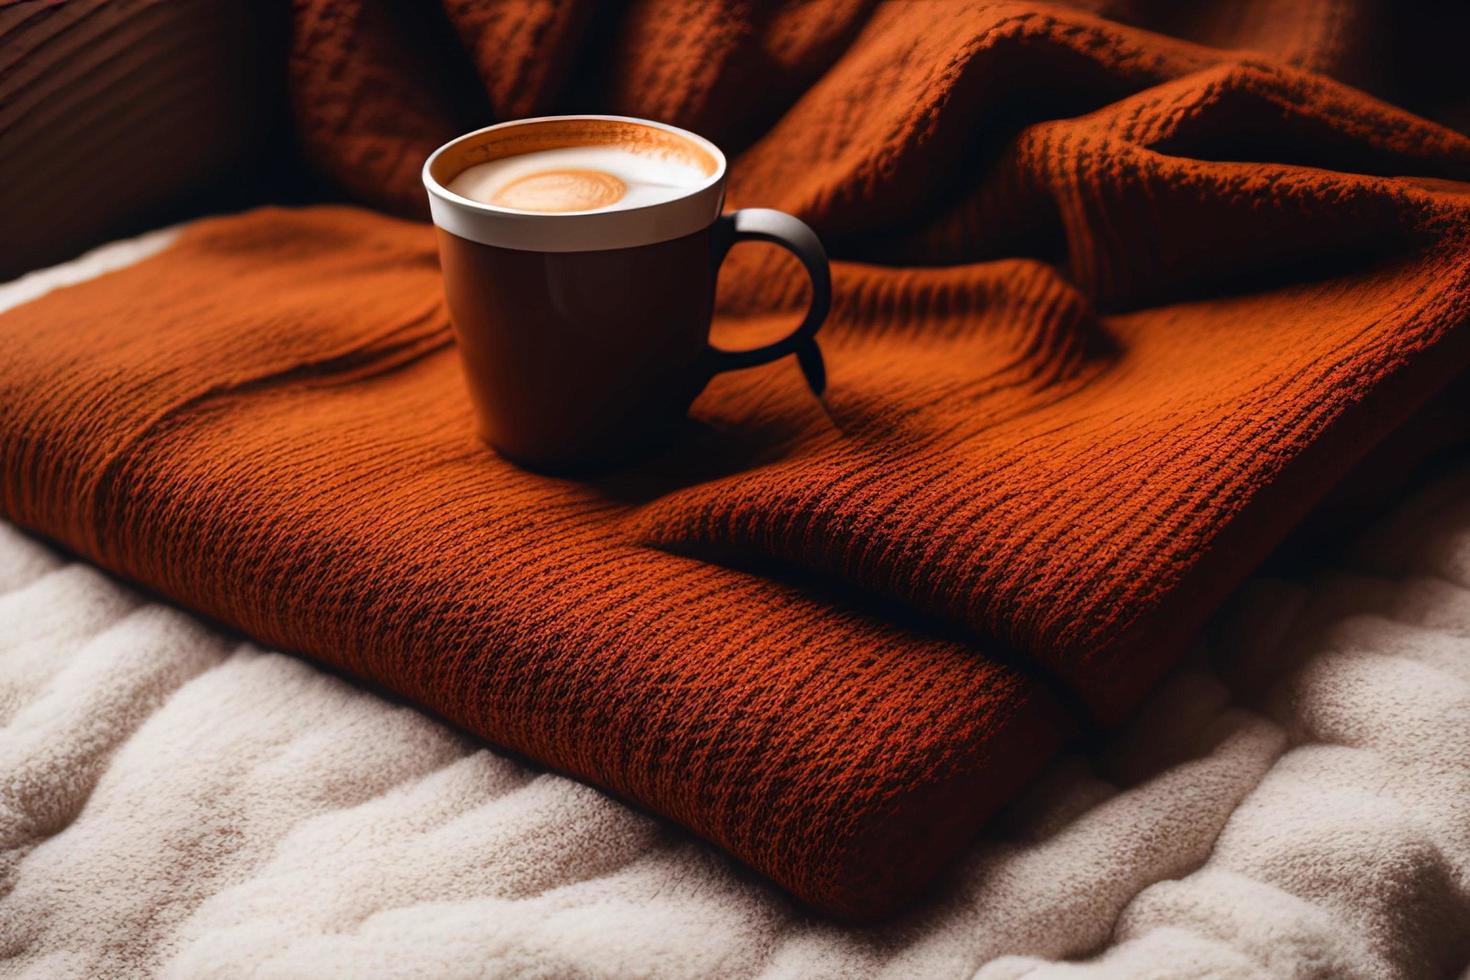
[707,208,830,396]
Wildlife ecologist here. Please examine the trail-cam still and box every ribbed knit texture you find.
[0,0,269,280]
[3,0,1470,917]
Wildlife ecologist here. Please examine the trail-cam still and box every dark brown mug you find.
[423,115,829,472]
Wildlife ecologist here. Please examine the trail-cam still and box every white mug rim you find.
[422,115,728,253]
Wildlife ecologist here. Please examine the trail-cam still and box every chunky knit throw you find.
[2,0,1469,917]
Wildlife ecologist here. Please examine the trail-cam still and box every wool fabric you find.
[2,0,1470,917]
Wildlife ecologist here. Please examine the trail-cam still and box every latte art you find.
[491,168,627,212]
[447,145,708,214]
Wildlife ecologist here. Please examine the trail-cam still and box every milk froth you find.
[447,146,709,214]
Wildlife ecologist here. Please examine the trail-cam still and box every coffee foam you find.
[425,116,726,252]
[447,146,709,214]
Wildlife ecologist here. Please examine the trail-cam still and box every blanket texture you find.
[3,0,1470,916]
[4,231,1470,980]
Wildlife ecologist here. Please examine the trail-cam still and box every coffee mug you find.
[422,115,829,471]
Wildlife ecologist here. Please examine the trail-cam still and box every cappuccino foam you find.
[447,146,708,214]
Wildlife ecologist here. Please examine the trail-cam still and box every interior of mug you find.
[426,117,721,194]
[423,116,728,251]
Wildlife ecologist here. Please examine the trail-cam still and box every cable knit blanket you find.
[3,1,1470,917]
[4,235,1470,979]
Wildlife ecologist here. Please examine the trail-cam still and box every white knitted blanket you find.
[1,233,1468,979]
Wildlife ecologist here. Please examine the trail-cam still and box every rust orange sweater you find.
[3,0,1469,917]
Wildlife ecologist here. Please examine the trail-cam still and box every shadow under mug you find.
[423,115,830,472]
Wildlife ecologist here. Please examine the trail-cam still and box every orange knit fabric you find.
[4,1,1470,918]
